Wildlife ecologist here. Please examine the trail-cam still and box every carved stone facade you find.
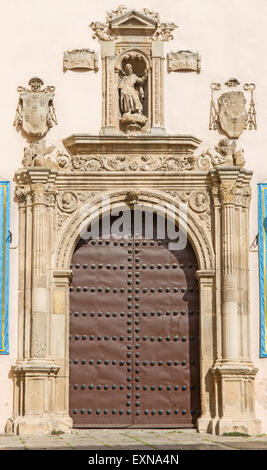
[7,131,261,436]
[6,5,262,436]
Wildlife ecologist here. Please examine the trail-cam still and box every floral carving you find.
[220,183,237,205]
[15,186,28,205]
[57,212,68,228]
[68,154,195,172]
[152,22,177,41]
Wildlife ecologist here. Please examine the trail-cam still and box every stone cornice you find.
[63,134,202,155]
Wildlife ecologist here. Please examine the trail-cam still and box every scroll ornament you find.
[90,6,177,42]
[63,49,98,71]
[167,51,201,73]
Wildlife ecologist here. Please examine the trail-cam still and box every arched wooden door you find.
[69,209,200,427]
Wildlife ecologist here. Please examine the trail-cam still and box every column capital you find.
[12,359,60,377]
[16,167,58,185]
[195,269,215,281]
[53,269,73,283]
[210,167,252,207]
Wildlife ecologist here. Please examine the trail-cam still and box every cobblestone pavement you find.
[0,429,267,450]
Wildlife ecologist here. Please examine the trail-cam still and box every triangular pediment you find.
[110,10,157,35]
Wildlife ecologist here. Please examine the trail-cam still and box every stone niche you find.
[90,7,176,136]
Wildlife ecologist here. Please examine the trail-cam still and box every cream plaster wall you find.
[0,0,267,433]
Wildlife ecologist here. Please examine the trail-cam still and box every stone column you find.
[30,182,51,358]
[7,167,72,435]
[151,41,166,135]
[100,40,117,135]
[219,176,239,360]
[210,167,261,435]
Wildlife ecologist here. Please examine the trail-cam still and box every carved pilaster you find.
[151,41,165,134]
[100,41,116,135]
[210,171,241,361]
[7,167,72,435]
[210,167,261,435]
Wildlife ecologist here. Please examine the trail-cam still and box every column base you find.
[211,362,262,436]
[6,414,73,435]
[214,417,262,436]
[197,416,215,434]
[197,415,261,436]
[100,126,118,136]
[150,126,166,136]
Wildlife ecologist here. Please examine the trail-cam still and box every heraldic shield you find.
[19,91,54,136]
[14,78,57,137]
[218,91,247,138]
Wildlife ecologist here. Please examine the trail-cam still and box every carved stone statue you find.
[118,63,147,115]
[14,77,57,137]
[196,137,245,170]
[118,63,148,132]
[22,139,56,168]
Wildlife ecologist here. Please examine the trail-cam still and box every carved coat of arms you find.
[14,77,57,137]
[209,78,256,138]
[218,91,247,138]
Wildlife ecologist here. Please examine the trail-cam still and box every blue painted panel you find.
[0,182,10,354]
[258,183,267,357]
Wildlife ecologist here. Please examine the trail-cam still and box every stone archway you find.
[52,188,215,434]
[8,134,261,436]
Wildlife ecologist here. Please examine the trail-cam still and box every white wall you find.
[0,0,267,433]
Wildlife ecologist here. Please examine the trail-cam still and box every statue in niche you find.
[118,63,147,115]
[118,61,148,133]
